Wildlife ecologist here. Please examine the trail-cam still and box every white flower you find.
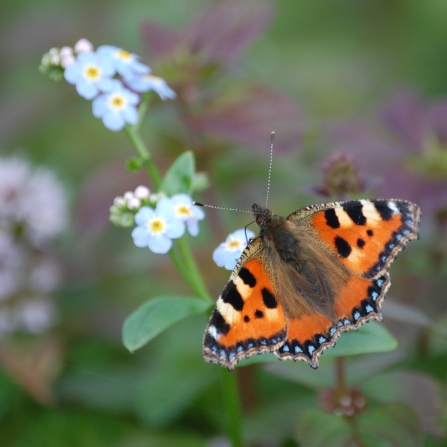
[92,81,139,131]
[15,298,58,334]
[30,258,62,294]
[170,194,205,236]
[96,45,150,78]
[132,199,185,254]
[125,74,176,100]
[0,230,22,301]
[64,51,115,100]
[213,229,256,270]
[0,157,67,247]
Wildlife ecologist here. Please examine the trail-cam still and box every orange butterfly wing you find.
[204,199,421,370]
[289,199,421,278]
[203,238,287,370]
[275,199,420,366]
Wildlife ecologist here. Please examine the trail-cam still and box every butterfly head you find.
[252,203,273,228]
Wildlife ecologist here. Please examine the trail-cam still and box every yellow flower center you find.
[111,96,124,107]
[149,219,164,233]
[227,239,241,250]
[108,94,126,110]
[177,205,192,217]
[118,50,131,61]
[85,66,100,79]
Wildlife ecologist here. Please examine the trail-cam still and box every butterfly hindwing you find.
[203,238,287,370]
[289,199,421,279]
[275,273,390,367]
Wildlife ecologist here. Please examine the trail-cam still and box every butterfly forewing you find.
[203,239,287,370]
[289,199,421,279]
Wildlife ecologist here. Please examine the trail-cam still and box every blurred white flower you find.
[15,298,59,334]
[30,258,62,294]
[0,157,67,247]
[0,230,21,301]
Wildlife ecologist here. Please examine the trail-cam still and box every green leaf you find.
[296,409,352,447]
[239,321,397,370]
[356,404,423,447]
[122,296,212,352]
[296,404,423,447]
[361,370,443,436]
[160,151,195,196]
[323,321,397,357]
[191,171,210,193]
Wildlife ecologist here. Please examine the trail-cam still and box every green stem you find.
[135,92,153,131]
[167,247,200,296]
[220,369,243,447]
[124,125,162,188]
[176,236,212,302]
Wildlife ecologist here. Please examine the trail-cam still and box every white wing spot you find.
[360,200,381,224]
[387,201,399,214]
[208,325,219,340]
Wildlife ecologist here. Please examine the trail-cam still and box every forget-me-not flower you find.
[124,74,176,100]
[132,198,185,254]
[213,229,256,271]
[64,51,115,99]
[92,81,139,131]
[97,45,150,79]
[169,194,205,236]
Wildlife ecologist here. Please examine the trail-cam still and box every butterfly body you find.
[203,199,421,370]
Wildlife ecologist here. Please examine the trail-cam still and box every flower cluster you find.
[213,228,255,270]
[111,188,205,254]
[110,185,167,227]
[40,39,176,131]
[0,157,66,338]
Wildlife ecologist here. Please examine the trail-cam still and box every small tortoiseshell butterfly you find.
[202,139,421,371]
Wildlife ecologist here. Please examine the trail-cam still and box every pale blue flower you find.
[124,74,176,100]
[213,229,256,270]
[170,194,205,236]
[132,199,185,254]
[92,81,139,131]
[96,45,150,78]
[64,51,115,99]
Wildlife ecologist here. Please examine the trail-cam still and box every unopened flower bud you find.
[74,38,94,53]
[134,185,150,199]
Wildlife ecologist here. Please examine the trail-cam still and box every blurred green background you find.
[1,1,447,446]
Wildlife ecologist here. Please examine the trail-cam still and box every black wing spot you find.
[343,202,366,225]
[210,311,230,335]
[244,315,250,323]
[357,238,365,248]
[255,309,264,319]
[238,267,256,287]
[367,229,373,236]
[335,236,352,258]
[374,201,393,221]
[324,208,340,228]
[222,282,244,311]
[262,288,277,309]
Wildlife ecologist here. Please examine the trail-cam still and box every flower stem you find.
[176,236,212,302]
[124,125,162,188]
[220,369,243,447]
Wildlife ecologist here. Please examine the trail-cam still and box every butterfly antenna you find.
[265,131,275,208]
[193,202,252,214]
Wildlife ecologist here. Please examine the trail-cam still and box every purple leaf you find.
[199,84,302,153]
